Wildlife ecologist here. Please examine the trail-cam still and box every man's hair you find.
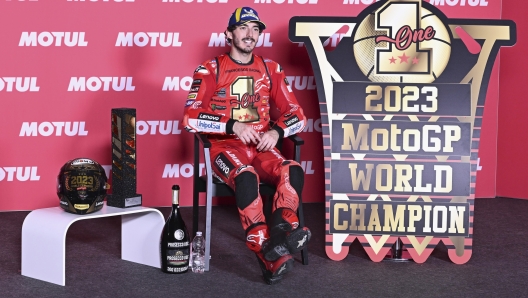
[225,24,262,46]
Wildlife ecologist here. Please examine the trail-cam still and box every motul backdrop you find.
[0,0,501,210]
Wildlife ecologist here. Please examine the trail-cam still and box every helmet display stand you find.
[21,202,164,286]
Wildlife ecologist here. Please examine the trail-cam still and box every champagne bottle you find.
[160,185,190,274]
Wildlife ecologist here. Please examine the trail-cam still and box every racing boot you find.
[261,208,311,261]
[255,252,294,285]
[245,223,269,253]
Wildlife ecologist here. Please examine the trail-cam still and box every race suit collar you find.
[227,53,255,65]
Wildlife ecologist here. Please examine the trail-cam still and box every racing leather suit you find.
[182,53,306,230]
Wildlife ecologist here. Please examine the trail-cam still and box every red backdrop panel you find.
[0,0,501,210]
[497,0,528,198]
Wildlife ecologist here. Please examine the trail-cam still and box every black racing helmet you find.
[57,158,108,215]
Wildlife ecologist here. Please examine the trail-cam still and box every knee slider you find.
[288,164,304,196]
[234,171,259,210]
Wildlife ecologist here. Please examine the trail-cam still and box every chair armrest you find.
[285,134,304,163]
[195,133,211,149]
[287,134,304,146]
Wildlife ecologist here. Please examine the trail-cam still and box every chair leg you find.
[297,201,309,265]
[203,147,213,272]
[193,190,199,238]
[204,185,213,271]
[193,134,200,238]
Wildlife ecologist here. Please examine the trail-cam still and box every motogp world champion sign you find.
[289,0,516,263]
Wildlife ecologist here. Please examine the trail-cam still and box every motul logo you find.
[162,77,193,91]
[115,32,182,47]
[343,0,488,5]
[0,77,39,92]
[19,32,88,47]
[68,77,135,91]
[428,0,489,6]
[303,118,322,133]
[285,76,316,90]
[162,0,227,2]
[19,122,88,137]
[342,0,381,4]
[300,161,314,175]
[67,0,135,2]
[253,0,317,3]
[0,167,40,182]
[102,165,111,179]
[208,33,273,47]
[136,120,182,135]
[162,163,205,178]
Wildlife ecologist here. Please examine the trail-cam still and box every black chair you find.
[192,133,309,271]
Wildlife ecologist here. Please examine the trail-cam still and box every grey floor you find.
[1,197,527,297]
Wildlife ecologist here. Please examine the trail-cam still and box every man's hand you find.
[233,122,261,145]
[257,129,279,152]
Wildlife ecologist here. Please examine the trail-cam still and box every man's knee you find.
[234,169,259,210]
[282,161,304,196]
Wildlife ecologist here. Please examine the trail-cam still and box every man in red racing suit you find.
[182,7,311,285]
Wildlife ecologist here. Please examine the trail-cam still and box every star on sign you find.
[398,52,409,64]
[389,56,397,64]
[412,57,419,64]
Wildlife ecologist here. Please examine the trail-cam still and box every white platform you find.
[21,203,165,286]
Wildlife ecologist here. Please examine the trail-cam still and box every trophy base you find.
[106,194,142,208]
[383,247,412,262]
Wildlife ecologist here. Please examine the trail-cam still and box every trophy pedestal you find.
[107,194,142,208]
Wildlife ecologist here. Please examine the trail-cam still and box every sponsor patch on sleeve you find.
[198,112,221,122]
[187,93,197,99]
[188,117,225,133]
[185,99,195,107]
[284,120,305,137]
[283,115,300,127]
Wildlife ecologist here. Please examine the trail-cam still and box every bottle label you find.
[174,229,185,240]
[166,266,188,273]
[166,248,190,266]
[167,241,189,248]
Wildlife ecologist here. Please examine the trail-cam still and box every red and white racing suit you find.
[182,53,306,230]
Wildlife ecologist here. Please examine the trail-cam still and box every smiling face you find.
[226,22,261,62]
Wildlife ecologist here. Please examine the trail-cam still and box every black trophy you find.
[107,108,142,208]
